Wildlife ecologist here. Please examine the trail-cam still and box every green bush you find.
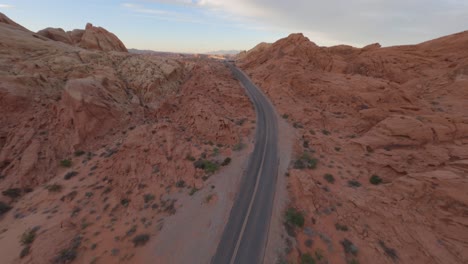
[323,173,335,183]
[132,234,150,247]
[294,153,318,169]
[300,253,316,264]
[21,229,36,245]
[193,159,219,174]
[2,188,22,199]
[20,246,30,258]
[285,207,305,228]
[60,159,72,168]
[369,175,383,185]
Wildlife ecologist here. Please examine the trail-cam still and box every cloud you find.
[121,2,204,24]
[0,4,14,9]
[144,0,468,47]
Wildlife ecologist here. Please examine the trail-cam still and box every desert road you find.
[212,63,279,264]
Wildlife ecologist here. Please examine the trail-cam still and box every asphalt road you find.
[211,63,279,264]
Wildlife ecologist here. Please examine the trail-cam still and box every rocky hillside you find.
[0,12,254,263]
[238,32,468,264]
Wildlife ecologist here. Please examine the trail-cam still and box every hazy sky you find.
[1,0,467,53]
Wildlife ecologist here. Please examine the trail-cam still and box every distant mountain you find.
[204,50,241,55]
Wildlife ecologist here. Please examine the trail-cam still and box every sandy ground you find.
[263,117,294,264]
[138,140,255,263]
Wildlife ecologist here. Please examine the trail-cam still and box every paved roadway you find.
[211,62,279,264]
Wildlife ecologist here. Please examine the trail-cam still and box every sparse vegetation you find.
[341,239,358,256]
[45,184,62,193]
[53,236,82,263]
[285,207,305,228]
[20,246,30,258]
[74,150,85,157]
[294,153,318,169]
[0,201,12,216]
[186,155,196,161]
[347,180,361,188]
[175,180,186,188]
[205,194,214,203]
[193,159,220,174]
[132,234,150,247]
[189,187,199,196]
[232,142,245,151]
[60,159,72,168]
[64,171,78,180]
[2,188,22,199]
[324,173,335,183]
[378,240,398,261]
[322,129,331,135]
[300,253,316,264]
[282,114,289,119]
[335,223,349,231]
[121,198,130,207]
[315,249,324,260]
[21,228,37,245]
[143,194,155,203]
[335,147,341,152]
[221,157,232,166]
[370,175,383,185]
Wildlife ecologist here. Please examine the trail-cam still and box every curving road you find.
[212,63,279,264]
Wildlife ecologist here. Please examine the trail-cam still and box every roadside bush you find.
[294,153,318,169]
[369,175,383,185]
[285,207,305,228]
[132,234,150,247]
[193,159,219,174]
[221,157,232,166]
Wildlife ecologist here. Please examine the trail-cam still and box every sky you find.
[1,0,467,53]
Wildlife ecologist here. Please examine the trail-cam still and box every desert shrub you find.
[335,223,349,231]
[186,155,196,161]
[294,153,318,169]
[193,159,219,174]
[53,236,81,264]
[282,114,289,119]
[74,150,85,157]
[221,157,232,166]
[300,253,316,264]
[341,239,358,256]
[323,173,335,183]
[189,187,198,196]
[132,234,150,247]
[369,175,383,185]
[378,240,398,261]
[322,130,331,135]
[46,184,62,193]
[347,180,361,188]
[232,142,245,151]
[21,229,37,245]
[285,207,305,228]
[60,159,72,168]
[64,171,78,180]
[2,188,22,199]
[0,201,12,215]
[121,198,130,207]
[143,194,155,203]
[175,180,186,188]
[20,246,30,258]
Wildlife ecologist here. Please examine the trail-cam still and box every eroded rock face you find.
[239,31,468,264]
[37,22,127,52]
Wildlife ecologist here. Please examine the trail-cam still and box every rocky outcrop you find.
[37,22,127,52]
[37,27,73,44]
